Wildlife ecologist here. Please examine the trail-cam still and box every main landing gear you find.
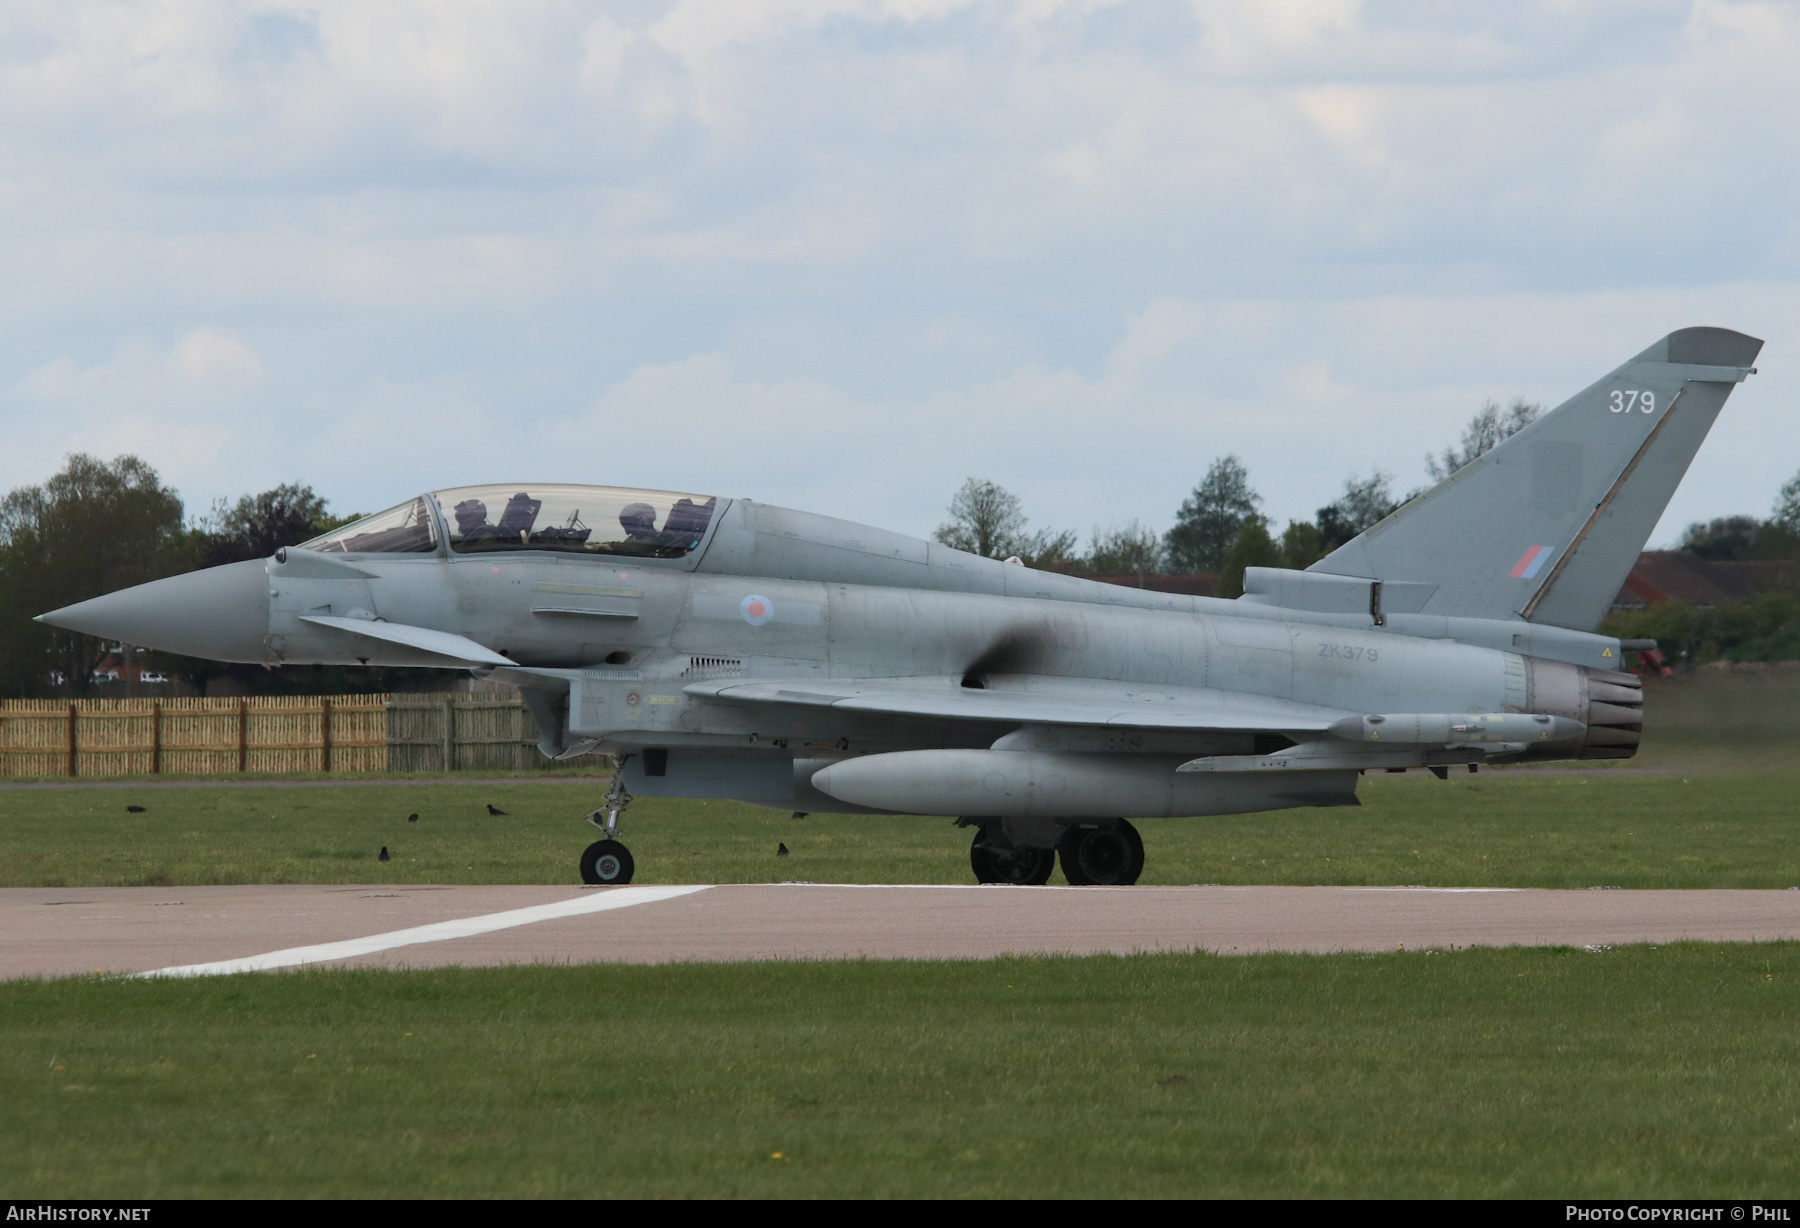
[580,773,636,885]
[969,826,1057,885]
[1057,821,1145,886]
[967,818,1145,886]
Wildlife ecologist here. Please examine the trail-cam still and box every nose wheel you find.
[580,839,635,885]
[580,771,636,885]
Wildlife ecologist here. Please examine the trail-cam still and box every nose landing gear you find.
[580,773,636,885]
[580,838,634,885]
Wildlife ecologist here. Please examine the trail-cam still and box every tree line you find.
[935,398,1800,664]
[4,396,1797,697]
[936,398,1552,596]
[1599,479,1800,666]
[0,454,390,698]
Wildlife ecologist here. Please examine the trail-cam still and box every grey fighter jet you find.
[40,327,1762,887]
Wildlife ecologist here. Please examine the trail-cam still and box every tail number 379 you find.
[1610,390,1656,414]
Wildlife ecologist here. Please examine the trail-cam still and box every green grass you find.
[5,674,1798,1199]
[6,945,1800,1198]
[4,768,1799,889]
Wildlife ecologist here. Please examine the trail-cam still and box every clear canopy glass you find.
[431,484,718,558]
[299,497,438,555]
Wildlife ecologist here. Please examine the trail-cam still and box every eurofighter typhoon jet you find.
[40,327,1762,886]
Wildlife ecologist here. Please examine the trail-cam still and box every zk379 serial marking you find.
[1319,644,1380,661]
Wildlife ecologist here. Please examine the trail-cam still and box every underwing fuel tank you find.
[810,750,1360,818]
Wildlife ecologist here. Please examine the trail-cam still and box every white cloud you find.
[170,328,264,383]
[0,1,1795,555]
[14,328,263,404]
[2,328,266,498]
[512,284,1800,547]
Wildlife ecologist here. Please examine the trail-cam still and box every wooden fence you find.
[385,694,553,773]
[0,693,562,777]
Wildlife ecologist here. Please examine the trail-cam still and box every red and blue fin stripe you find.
[1508,545,1554,580]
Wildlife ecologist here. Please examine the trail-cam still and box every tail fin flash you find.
[1310,327,1762,631]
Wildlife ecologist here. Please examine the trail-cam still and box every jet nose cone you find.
[38,559,272,664]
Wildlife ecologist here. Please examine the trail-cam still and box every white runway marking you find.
[771,881,1109,890]
[138,885,712,978]
[765,881,1357,891]
[1345,887,1523,894]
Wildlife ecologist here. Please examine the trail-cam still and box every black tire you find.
[969,831,1056,885]
[1059,822,1144,886]
[580,839,635,885]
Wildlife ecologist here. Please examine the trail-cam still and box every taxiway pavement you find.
[5,882,1800,979]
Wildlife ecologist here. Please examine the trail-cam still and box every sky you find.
[2,0,1797,550]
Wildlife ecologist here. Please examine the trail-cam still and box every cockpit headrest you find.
[498,493,542,533]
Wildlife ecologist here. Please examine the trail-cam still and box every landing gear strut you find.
[1059,821,1144,886]
[969,824,1056,885]
[580,772,636,885]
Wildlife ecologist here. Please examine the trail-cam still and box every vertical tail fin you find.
[1309,327,1762,631]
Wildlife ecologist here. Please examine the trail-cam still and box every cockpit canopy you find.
[299,496,438,555]
[299,485,719,559]
[435,484,717,558]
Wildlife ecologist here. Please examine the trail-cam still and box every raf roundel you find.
[740,594,774,626]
